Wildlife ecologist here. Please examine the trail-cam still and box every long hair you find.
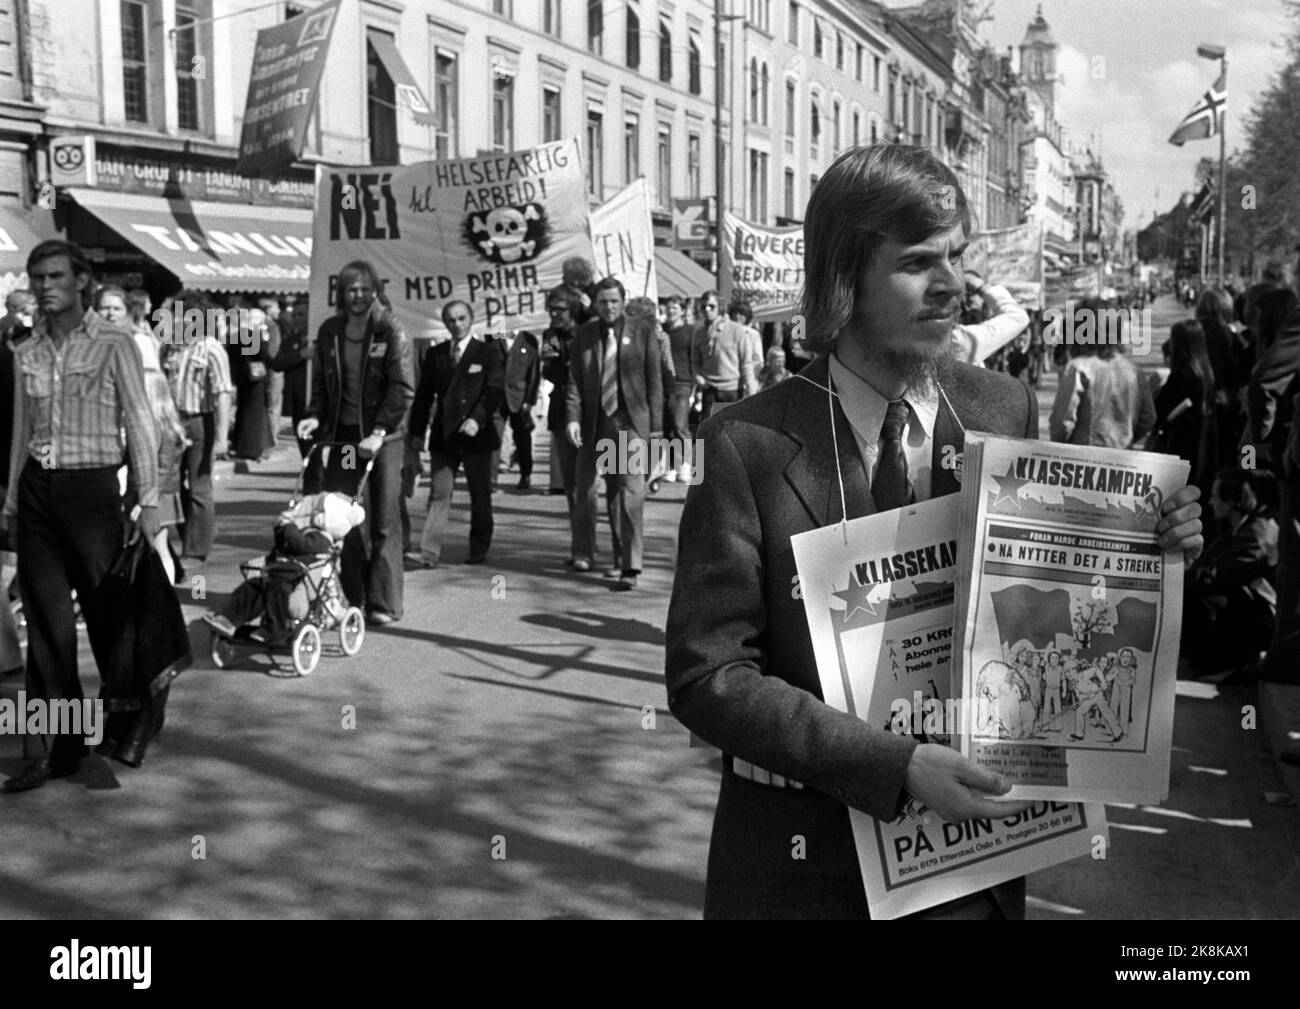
[1195,288,1234,331]
[1168,320,1214,415]
[334,260,386,321]
[800,144,970,353]
[146,369,190,448]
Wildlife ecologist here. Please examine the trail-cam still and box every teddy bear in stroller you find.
[203,491,366,676]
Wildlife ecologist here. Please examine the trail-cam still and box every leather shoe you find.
[112,718,150,768]
[571,559,591,572]
[3,757,81,792]
[463,555,487,565]
[612,575,637,591]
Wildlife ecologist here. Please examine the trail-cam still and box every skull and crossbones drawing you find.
[472,205,541,263]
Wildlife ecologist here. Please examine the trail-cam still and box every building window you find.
[492,0,513,17]
[748,148,768,222]
[626,4,640,69]
[832,99,841,153]
[870,117,878,143]
[491,72,514,153]
[121,0,148,123]
[687,132,701,197]
[175,5,201,130]
[624,113,640,183]
[810,173,819,196]
[852,109,860,146]
[784,79,796,138]
[888,77,896,125]
[587,110,604,198]
[855,43,864,82]
[813,20,823,59]
[901,81,910,135]
[787,1,798,45]
[873,55,881,92]
[719,38,727,104]
[658,18,672,84]
[835,32,843,72]
[749,59,759,120]
[657,125,672,208]
[761,63,770,127]
[588,0,603,54]
[810,101,820,159]
[543,0,560,37]
[367,32,398,163]
[783,167,795,220]
[688,30,701,94]
[542,86,562,143]
[434,51,458,159]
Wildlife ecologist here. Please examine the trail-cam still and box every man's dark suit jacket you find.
[502,331,542,416]
[664,355,1037,919]
[565,315,663,442]
[409,336,504,455]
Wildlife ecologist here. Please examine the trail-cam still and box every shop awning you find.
[0,204,57,280]
[654,246,715,302]
[367,29,435,126]
[68,188,312,294]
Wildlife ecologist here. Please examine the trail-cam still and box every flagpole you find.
[1216,53,1227,288]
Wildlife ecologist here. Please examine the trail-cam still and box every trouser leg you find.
[363,438,405,619]
[181,412,216,559]
[461,451,495,559]
[420,451,458,564]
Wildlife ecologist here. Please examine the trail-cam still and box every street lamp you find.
[713,1,744,294]
[1198,42,1227,287]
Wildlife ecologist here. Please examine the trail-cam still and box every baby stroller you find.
[208,441,375,677]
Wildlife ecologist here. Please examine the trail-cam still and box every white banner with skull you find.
[308,138,594,343]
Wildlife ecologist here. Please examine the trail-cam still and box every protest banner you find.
[968,222,1044,309]
[307,138,594,342]
[590,179,657,302]
[720,212,803,320]
[237,0,342,178]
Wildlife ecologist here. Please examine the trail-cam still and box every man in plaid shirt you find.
[1,240,159,792]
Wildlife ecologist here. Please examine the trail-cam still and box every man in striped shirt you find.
[1,240,159,792]
[164,291,233,561]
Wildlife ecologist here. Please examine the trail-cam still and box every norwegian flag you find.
[1169,72,1226,146]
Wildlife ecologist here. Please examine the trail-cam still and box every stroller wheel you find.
[292,623,322,677]
[338,607,365,656]
[211,632,236,669]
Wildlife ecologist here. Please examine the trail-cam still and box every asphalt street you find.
[0,294,1296,918]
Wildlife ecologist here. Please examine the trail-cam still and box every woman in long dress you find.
[230,306,278,461]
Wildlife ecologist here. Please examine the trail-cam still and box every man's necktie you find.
[600,329,619,416]
[451,339,463,368]
[874,399,915,510]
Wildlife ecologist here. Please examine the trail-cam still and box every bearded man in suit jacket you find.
[565,277,663,591]
[664,144,1206,919]
[408,300,504,566]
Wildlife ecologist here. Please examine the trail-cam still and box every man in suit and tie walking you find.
[408,300,504,567]
[565,277,663,591]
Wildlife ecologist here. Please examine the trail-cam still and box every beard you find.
[860,335,956,398]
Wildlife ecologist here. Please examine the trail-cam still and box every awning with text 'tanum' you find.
[68,188,313,293]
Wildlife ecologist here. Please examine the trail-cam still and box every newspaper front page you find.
[793,496,1104,919]
[954,433,1190,804]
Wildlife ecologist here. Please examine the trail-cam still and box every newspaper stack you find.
[953,433,1191,805]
